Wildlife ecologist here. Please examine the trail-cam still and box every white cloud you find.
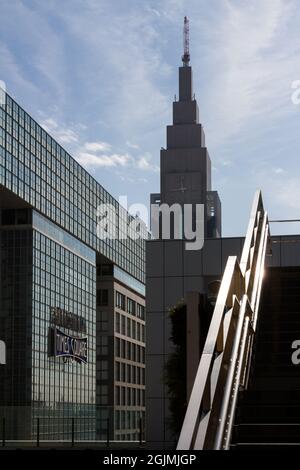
[119,174,148,184]
[84,141,112,152]
[0,1,167,192]
[201,0,300,146]
[77,151,131,168]
[0,42,38,99]
[145,6,161,17]
[136,153,159,172]
[41,118,79,144]
[220,159,232,167]
[76,140,158,173]
[4,0,300,235]
[126,140,140,150]
[270,177,300,212]
[53,3,171,141]
[0,1,68,106]
[39,116,159,174]
[254,165,300,215]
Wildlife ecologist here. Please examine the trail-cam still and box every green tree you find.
[164,302,187,439]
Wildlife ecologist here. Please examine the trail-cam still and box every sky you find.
[1,0,300,236]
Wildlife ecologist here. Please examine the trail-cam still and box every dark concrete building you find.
[146,229,300,448]
[151,50,221,239]
[146,22,222,448]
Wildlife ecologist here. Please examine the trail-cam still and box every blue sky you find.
[1,0,300,236]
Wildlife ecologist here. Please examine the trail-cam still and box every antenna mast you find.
[182,16,190,66]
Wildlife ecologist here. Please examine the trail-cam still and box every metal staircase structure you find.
[177,190,270,450]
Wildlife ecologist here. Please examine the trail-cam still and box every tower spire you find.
[182,16,190,66]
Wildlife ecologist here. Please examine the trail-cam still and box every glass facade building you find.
[0,90,146,440]
[0,93,146,283]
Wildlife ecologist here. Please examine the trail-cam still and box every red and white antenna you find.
[182,16,190,66]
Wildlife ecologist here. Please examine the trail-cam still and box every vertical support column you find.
[71,417,75,447]
[186,292,200,400]
[36,417,40,447]
[2,417,5,447]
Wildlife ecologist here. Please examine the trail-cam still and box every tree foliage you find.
[164,301,187,439]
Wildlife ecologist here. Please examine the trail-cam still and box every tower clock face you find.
[166,174,187,194]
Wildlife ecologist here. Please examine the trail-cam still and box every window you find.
[127,318,131,338]
[133,389,137,406]
[127,364,132,383]
[122,387,126,406]
[132,321,136,340]
[132,343,136,362]
[115,312,120,333]
[121,362,126,382]
[121,339,126,359]
[99,385,108,405]
[97,264,113,276]
[99,336,108,355]
[127,298,136,316]
[142,325,145,343]
[116,362,120,381]
[98,311,108,332]
[127,342,131,360]
[137,303,145,320]
[132,367,136,384]
[121,315,126,335]
[97,289,108,306]
[116,338,120,357]
[116,291,125,310]
[141,347,145,363]
[99,360,108,380]
[115,386,120,406]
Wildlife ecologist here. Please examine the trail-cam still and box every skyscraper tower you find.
[151,16,221,238]
[146,17,222,450]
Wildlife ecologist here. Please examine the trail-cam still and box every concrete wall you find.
[146,236,243,449]
[146,234,300,449]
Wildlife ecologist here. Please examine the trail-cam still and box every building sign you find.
[50,307,86,333]
[48,327,87,364]
[0,340,6,365]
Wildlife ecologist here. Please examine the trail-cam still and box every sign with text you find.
[50,306,86,333]
[49,327,87,364]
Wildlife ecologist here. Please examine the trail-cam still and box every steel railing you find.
[177,190,270,450]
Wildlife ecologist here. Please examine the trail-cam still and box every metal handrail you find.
[177,190,270,450]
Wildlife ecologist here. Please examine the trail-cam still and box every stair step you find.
[252,366,300,377]
[231,443,300,450]
[255,341,297,353]
[236,405,300,423]
[258,329,300,336]
[259,307,300,314]
[239,389,300,404]
[251,357,293,366]
[250,377,300,390]
[233,423,300,443]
